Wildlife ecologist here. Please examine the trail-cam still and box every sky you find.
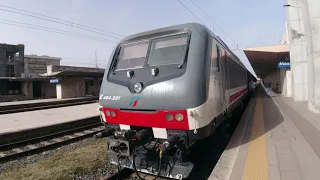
[0,0,287,77]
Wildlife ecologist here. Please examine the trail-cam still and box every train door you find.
[216,45,223,113]
[220,50,227,110]
[226,66,230,110]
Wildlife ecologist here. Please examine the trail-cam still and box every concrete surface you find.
[209,87,320,180]
[0,96,94,107]
[285,0,320,112]
[0,103,99,134]
[285,0,308,102]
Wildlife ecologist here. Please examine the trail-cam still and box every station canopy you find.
[243,44,289,78]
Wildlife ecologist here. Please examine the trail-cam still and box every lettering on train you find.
[99,94,121,101]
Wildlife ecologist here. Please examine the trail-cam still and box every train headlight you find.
[133,82,143,93]
[175,113,184,121]
[105,110,110,116]
[165,112,174,121]
[111,111,116,117]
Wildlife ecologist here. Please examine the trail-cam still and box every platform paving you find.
[0,96,96,107]
[0,103,99,135]
[209,86,320,180]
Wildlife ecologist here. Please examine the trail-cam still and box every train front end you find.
[98,23,210,179]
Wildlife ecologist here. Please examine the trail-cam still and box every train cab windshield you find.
[147,34,188,66]
[115,41,148,70]
[114,33,189,71]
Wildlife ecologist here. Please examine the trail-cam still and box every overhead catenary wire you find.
[176,0,257,78]
[0,7,123,40]
[0,18,118,43]
[0,20,118,44]
[176,0,206,25]
[0,4,124,37]
[187,0,239,49]
[189,0,215,29]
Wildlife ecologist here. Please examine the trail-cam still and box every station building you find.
[0,43,104,102]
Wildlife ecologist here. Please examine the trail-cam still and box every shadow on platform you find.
[226,85,284,150]
[186,85,284,180]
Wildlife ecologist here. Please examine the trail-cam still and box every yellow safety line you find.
[242,97,268,180]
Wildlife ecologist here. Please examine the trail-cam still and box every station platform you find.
[209,86,320,180]
[0,103,100,135]
[0,96,97,107]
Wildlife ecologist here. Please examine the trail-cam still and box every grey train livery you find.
[98,23,251,179]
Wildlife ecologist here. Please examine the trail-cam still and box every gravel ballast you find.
[0,138,117,180]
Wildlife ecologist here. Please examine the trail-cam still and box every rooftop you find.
[40,65,105,77]
[25,54,62,60]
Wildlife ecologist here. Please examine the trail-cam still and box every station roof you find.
[243,44,289,62]
[243,44,289,78]
[39,65,105,78]
[0,77,51,81]
[40,71,104,77]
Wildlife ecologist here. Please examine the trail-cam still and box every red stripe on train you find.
[102,107,189,130]
[229,88,248,103]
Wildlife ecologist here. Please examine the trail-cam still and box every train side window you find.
[216,45,220,72]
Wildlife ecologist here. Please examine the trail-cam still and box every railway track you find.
[0,120,104,162]
[103,168,169,180]
[0,99,98,115]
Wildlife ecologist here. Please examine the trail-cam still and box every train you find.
[97,23,255,179]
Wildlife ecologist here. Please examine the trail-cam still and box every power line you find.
[0,21,116,44]
[0,20,118,44]
[0,5,124,37]
[0,7,123,40]
[176,0,256,77]
[0,19,117,43]
[176,0,206,25]
[188,0,238,48]
[189,0,215,29]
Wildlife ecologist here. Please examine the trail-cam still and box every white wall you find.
[22,81,33,99]
[56,77,85,99]
[285,0,309,101]
[280,68,292,97]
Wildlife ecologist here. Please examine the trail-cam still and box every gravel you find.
[75,164,118,180]
[0,137,95,173]
[0,137,120,180]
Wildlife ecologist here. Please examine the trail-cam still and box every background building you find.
[0,43,103,102]
[0,43,25,100]
[0,43,24,77]
[24,54,61,75]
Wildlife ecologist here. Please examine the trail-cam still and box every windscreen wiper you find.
[178,60,186,68]
[178,41,190,69]
[110,47,121,73]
